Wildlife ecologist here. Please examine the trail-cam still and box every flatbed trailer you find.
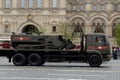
[0,33,111,67]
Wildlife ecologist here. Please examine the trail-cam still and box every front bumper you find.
[102,54,111,61]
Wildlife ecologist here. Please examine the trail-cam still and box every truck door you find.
[86,35,93,50]
[87,35,110,54]
[94,35,110,53]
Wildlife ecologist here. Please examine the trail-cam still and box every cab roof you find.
[85,33,106,36]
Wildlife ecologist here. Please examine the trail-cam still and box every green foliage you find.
[26,25,44,35]
[29,27,40,34]
[57,22,76,40]
[115,24,120,45]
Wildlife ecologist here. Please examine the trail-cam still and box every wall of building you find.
[66,0,120,46]
[0,0,67,36]
[0,0,120,46]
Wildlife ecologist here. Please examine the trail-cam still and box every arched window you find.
[52,21,57,33]
[80,5,84,11]
[4,21,10,33]
[114,4,118,11]
[20,0,25,8]
[37,0,41,8]
[5,0,11,8]
[73,5,77,11]
[93,5,97,11]
[52,26,56,32]
[53,0,57,8]
[101,4,105,11]
[94,23,104,33]
[28,0,33,8]
[5,26,9,32]
[72,23,84,36]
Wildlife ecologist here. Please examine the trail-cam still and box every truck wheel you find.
[12,53,26,66]
[28,54,41,66]
[88,55,102,67]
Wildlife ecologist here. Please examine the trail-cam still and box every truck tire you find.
[28,53,42,66]
[12,53,26,66]
[88,54,102,67]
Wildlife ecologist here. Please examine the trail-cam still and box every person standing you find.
[113,47,118,60]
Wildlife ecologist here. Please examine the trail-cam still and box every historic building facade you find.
[0,0,66,35]
[0,0,120,45]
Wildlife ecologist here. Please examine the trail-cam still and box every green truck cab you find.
[85,33,111,61]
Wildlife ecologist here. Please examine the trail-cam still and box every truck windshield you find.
[95,36,106,43]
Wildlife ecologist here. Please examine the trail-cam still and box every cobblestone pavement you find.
[0,57,119,80]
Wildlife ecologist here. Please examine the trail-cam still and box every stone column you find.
[12,0,17,9]
[11,17,17,33]
[44,0,49,8]
[105,22,112,37]
[0,0,2,9]
[0,16,2,34]
[85,22,91,34]
[106,23,116,47]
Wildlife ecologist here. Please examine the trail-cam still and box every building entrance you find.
[22,25,40,34]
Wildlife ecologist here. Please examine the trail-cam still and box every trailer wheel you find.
[28,54,42,66]
[88,54,102,67]
[12,53,26,66]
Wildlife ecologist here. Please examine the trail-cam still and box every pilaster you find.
[106,23,112,37]
[0,0,2,9]
[85,22,91,34]
[12,0,17,9]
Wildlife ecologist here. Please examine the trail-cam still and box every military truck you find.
[0,33,111,67]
